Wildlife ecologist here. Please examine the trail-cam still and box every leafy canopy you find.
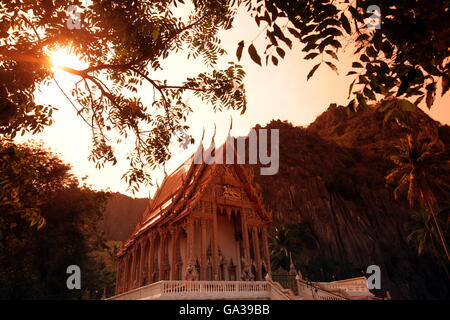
[1,0,449,192]
[0,0,246,192]
[237,0,450,112]
[0,140,112,299]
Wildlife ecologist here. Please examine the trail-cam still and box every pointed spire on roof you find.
[203,123,217,164]
[227,115,233,135]
[194,126,205,164]
[155,177,160,190]
[163,164,168,179]
[225,116,235,164]
[211,122,217,146]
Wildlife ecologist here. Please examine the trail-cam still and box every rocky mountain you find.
[252,102,450,299]
[100,101,449,298]
[101,193,148,241]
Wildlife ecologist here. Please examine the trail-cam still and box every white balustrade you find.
[107,281,271,300]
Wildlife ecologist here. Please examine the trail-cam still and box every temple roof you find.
[118,139,271,257]
[147,160,192,213]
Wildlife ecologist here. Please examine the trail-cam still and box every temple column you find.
[241,211,251,264]
[134,246,140,288]
[138,240,145,287]
[158,231,166,280]
[252,226,262,280]
[185,218,195,278]
[200,219,207,280]
[123,253,130,292]
[130,248,137,290]
[115,258,120,294]
[170,227,177,280]
[212,204,219,280]
[187,219,194,263]
[121,259,126,293]
[121,259,125,292]
[119,259,124,293]
[147,233,155,283]
[262,225,272,277]
[136,240,144,288]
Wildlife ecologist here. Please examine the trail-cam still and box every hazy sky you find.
[18,8,450,199]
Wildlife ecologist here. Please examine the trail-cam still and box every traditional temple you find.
[113,136,272,296]
[109,131,384,300]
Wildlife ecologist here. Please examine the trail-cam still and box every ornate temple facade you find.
[114,142,272,295]
[110,137,384,300]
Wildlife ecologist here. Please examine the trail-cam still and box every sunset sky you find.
[18,8,450,199]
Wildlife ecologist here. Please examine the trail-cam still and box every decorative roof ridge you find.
[233,164,271,222]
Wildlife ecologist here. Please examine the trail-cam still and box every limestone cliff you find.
[252,103,450,299]
[101,193,148,241]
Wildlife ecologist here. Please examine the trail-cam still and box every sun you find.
[48,47,88,71]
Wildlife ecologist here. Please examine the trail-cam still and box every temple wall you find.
[217,214,240,280]
[115,180,271,294]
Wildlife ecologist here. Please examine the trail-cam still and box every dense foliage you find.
[0,140,115,299]
[0,0,247,192]
[386,134,450,261]
[406,208,450,274]
[269,222,317,272]
[239,0,450,113]
[1,1,448,192]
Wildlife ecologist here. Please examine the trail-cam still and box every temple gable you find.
[114,155,272,295]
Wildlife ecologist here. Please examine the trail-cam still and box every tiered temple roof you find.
[118,138,270,257]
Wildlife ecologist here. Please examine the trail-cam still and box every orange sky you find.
[18,9,450,198]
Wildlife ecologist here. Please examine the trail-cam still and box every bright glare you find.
[49,47,88,70]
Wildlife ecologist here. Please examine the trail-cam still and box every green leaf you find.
[248,44,262,66]
[366,46,377,58]
[303,34,320,44]
[272,56,278,66]
[287,27,301,39]
[348,6,362,22]
[273,24,285,41]
[356,34,370,42]
[321,27,342,37]
[352,62,363,68]
[236,40,244,61]
[363,87,376,100]
[276,47,285,59]
[325,50,338,60]
[358,75,369,84]
[307,63,321,81]
[414,95,425,106]
[442,75,449,96]
[347,99,357,112]
[348,79,356,99]
[302,42,317,52]
[425,83,436,109]
[398,99,417,112]
[325,61,338,75]
[304,52,319,60]
[360,54,370,62]
[340,14,351,35]
[356,92,368,109]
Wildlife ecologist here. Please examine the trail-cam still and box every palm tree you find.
[269,226,293,271]
[406,209,449,266]
[386,134,450,261]
[269,223,317,271]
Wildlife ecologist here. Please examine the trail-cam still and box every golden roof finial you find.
[193,126,205,164]
[163,165,168,178]
[155,176,160,190]
[211,122,217,145]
